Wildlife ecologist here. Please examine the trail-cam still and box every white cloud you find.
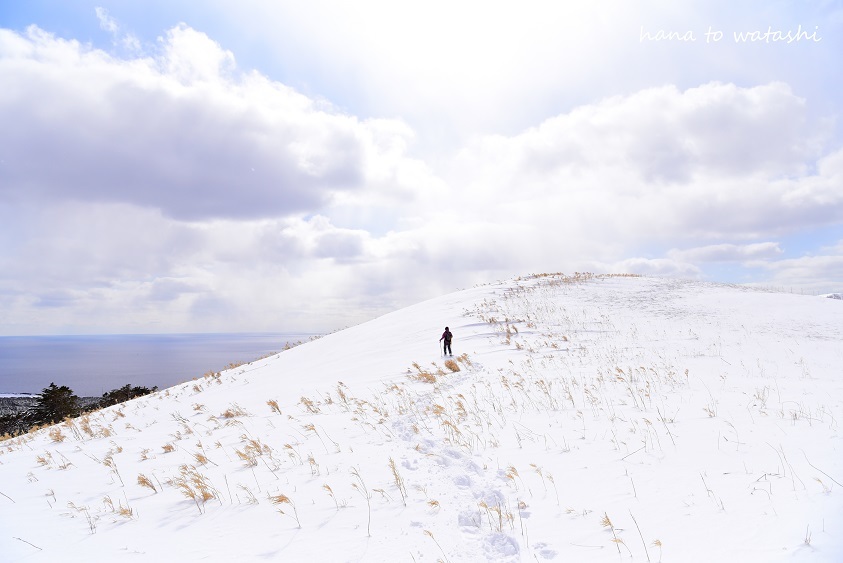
[745,240,843,293]
[95,7,119,35]
[668,242,784,262]
[1,15,842,334]
[203,0,843,157]
[607,258,702,278]
[95,6,141,52]
[213,2,644,141]
[0,25,437,222]
[450,82,837,244]
[160,24,236,82]
[754,256,843,293]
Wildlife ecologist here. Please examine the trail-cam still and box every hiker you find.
[440,326,453,356]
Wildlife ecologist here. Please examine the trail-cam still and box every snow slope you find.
[1,274,841,562]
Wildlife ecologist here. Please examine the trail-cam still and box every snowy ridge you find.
[1,274,841,562]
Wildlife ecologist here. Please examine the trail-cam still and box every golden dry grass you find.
[299,396,320,414]
[266,399,282,415]
[270,493,301,527]
[170,465,217,513]
[220,403,248,418]
[409,361,437,383]
[137,474,157,493]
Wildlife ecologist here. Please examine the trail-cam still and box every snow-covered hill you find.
[1,274,841,562]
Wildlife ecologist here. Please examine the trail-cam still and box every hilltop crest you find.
[1,275,841,562]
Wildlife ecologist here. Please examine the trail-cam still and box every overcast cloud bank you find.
[0,9,841,334]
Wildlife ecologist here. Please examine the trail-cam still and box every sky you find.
[1,1,842,335]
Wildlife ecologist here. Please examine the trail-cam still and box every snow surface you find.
[1,274,841,562]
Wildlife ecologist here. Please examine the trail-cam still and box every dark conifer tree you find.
[98,384,157,408]
[29,383,80,425]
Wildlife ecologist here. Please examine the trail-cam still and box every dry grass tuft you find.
[238,485,259,505]
[74,415,114,439]
[269,493,301,528]
[307,454,320,476]
[78,416,94,437]
[267,399,282,415]
[193,452,210,466]
[601,512,631,555]
[269,493,292,504]
[351,467,372,536]
[299,396,320,414]
[68,501,98,534]
[170,464,218,513]
[388,457,408,506]
[220,403,249,418]
[104,495,134,519]
[235,435,273,468]
[409,362,437,384]
[323,484,341,510]
[35,452,53,467]
[235,448,257,467]
[423,529,450,563]
[116,502,134,518]
[137,473,157,493]
[444,359,460,372]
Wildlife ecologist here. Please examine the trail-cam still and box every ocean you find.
[0,333,316,397]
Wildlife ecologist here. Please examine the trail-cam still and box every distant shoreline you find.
[0,332,319,396]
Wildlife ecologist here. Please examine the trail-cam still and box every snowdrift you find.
[1,274,841,562]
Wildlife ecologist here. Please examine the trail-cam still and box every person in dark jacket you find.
[440,327,453,356]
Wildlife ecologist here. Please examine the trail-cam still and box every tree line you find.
[0,382,157,437]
